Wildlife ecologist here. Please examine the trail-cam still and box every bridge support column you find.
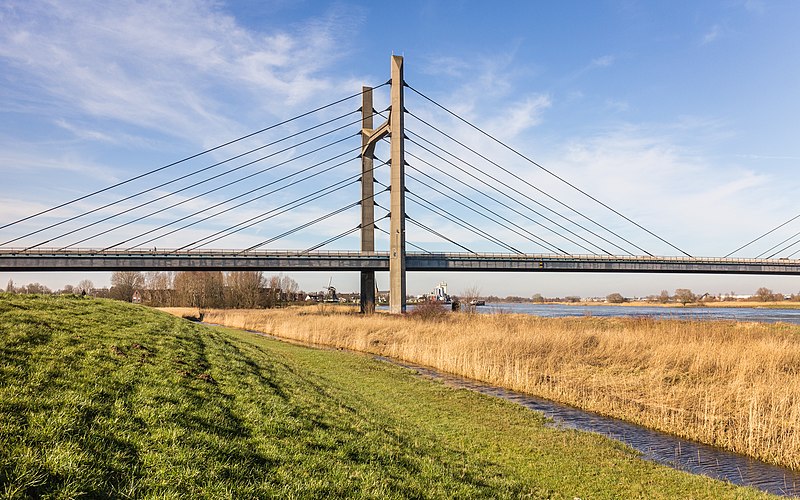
[388,55,406,314]
[360,85,376,314]
[359,56,406,314]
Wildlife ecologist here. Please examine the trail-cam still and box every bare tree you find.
[143,272,171,306]
[658,290,670,304]
[173,272,199,307]
[76,279,94,295]
[5,279,14,293]
[172,271,224,308]
[267,274,283,307]
[24,283,51,295]
[226,271,264,308]
[606,292,625,304]
[674,288,696,306]
[752,287,783,302]
[280,274,299,301]
[110,271,144,302]
[460,285,481,313]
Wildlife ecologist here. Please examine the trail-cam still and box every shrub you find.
[407,300,449,321]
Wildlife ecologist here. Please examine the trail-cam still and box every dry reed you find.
[168,307,800,470]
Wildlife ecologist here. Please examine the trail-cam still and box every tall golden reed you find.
[166,307,800,470]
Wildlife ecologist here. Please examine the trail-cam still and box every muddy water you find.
[202,322,800,497]
[379,357,800,498]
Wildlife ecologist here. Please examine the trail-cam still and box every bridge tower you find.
[359,84,376,314]
[361,55,406,313]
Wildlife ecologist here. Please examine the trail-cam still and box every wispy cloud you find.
[604,99,629,113]
[420,56,471,78]
[701,24,722,44]
[485,95,552,138]
[742,0,766,15]
[531,122,788,256]
[590,55,616,68]
[562,54,619,83]
[733,154,800,161]
[0,0,365,149]
[0,147,119,182]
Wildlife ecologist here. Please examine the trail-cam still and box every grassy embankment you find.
[182,306,800,471]
[0,295,775,498]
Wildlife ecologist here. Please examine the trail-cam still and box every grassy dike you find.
[0,295,773,499]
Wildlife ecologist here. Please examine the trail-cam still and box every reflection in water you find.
[379,357,800,498]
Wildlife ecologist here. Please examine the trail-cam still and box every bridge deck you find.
[1,248,799,275]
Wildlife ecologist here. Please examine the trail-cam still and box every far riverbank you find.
[544,300,800,309]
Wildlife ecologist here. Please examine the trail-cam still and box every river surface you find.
[393,302,800,324]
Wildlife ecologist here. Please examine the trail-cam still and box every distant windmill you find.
[323,277,338,303]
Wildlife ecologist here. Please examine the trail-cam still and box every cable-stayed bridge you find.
[2,56,800,313]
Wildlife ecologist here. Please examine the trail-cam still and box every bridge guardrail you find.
[0,248,799,265]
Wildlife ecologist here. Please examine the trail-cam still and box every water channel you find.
[378,356,800,497]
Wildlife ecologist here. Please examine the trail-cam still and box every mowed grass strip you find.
[1,295,772,498]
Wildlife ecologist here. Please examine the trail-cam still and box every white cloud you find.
[590,55,615,68]
[742,0,766,14]
[604,98,629,113]
[701,24,722,45]
[485,94,552,138]
[533,123,787,256]
[405,101,795,258]
[0,147,119,182]
[0,0,366,149]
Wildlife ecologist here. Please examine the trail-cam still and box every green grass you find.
[0,294,775,499]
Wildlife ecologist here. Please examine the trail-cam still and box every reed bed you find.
[175,307,800,470]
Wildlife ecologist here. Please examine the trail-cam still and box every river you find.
[459,302,800,324]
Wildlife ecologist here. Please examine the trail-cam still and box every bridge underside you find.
[2,249,800,276]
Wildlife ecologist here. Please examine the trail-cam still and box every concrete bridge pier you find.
[360,85,376,314]
[359,55,407,314]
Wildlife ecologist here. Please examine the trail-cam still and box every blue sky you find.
[2,0,800,297]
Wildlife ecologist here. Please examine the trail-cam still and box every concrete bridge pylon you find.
[361,55,406,314]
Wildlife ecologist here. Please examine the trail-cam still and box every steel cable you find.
[179,166,389,251]
[373,177,518,253]
[405,86,691,256]
[0,83,388,230]
[10,116,366,248]
[406,218,475,254]
[303,212,390,253]
[106,152,360,251]
[59,140,360,250]
[726,213,800,258]
[240,186,392,253]
[406,133,622,255]
[406,170,568,254]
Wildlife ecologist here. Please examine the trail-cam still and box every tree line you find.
[4,271,303,309]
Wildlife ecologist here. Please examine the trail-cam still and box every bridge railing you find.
[0,247,798,264]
